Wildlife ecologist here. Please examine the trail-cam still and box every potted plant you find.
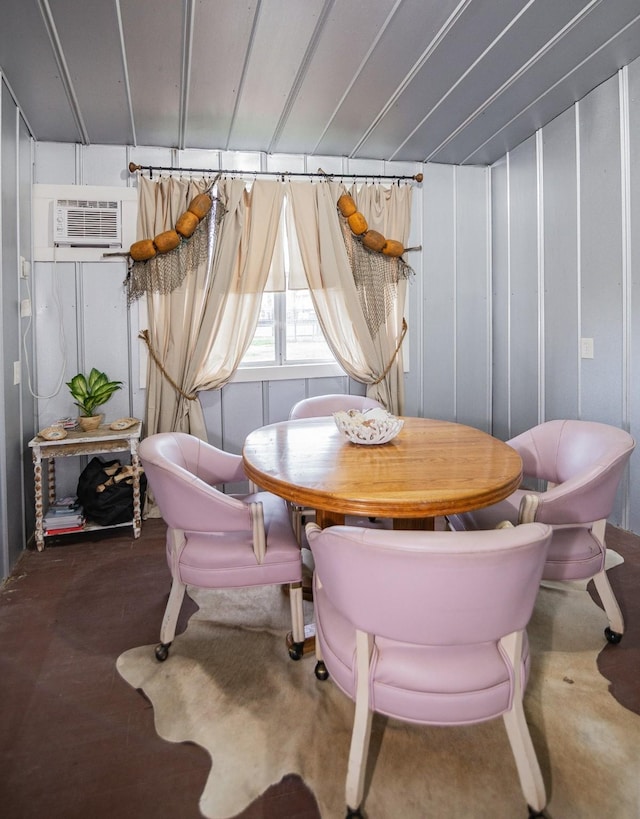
[67,368,123,431]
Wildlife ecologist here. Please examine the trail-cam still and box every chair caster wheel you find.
[315,660,329,680]
[346,807,363,818]
[288,641,304,660]
[604,627,622,644]
[528,807,546,818]
[155,642,170,661]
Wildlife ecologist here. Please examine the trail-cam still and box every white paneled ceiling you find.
[1,0,640,166]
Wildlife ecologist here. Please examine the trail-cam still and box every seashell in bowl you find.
[333,407,404,445]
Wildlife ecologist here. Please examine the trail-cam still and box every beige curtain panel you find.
[191,178,285,391]
[136,176,286,438]
[349,183,413,413]
[137,174,212,440]
[286,180,413,413]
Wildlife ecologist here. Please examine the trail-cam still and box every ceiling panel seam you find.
[536,128,545,426]
[619,66,633,528]
[387,0,541,162]
[349,0,474,158]
[179,0,196,150]
[225,0,262,150]
[0,70,35,140]
[115,0,136,147]
[575,101,582,422]
[422,0,604,163]
[309,0,403,155]
[460,10,640,165]
[618,66,632,444]
[37,0,88,144]
[268,0,335,154]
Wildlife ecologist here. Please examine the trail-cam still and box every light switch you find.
[580,338,594,359]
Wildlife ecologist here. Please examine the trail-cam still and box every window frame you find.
[231,360,345,383]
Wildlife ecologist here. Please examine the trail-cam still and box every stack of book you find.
[55,417,79,431]
[44,497,85,535]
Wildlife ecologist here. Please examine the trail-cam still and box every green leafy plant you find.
[66,368,123,417]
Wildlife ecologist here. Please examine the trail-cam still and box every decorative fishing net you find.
[339,216,413,338]
[126,194,226,304]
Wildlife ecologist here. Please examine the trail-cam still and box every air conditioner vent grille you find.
[54,199,122,246]
[56,199,119,208]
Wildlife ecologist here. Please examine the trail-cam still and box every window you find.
[240,289,334,366]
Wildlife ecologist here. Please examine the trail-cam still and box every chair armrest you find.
[518,456,626,525]
[518,494,539,524]
[168,527,188,576]
[196,446,247,485]
[518,482,597,524]
[249,501,266,563]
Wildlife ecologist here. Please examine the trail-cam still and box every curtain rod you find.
[128,161,423,183]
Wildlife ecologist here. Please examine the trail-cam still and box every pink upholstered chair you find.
[289,394,387,541]
[448,420,635,643]
[138,432,305,661]
[306,522,553,818]
[289,393,384,420]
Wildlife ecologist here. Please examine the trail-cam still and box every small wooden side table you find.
[28,422,143,551]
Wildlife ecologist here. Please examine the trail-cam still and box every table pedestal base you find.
[314,509,437,530]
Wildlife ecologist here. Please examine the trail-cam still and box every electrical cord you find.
[22,244,68,400]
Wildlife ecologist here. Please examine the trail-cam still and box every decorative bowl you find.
[38,425,67,441]
[110,417,139,431]
[333,407,404,445]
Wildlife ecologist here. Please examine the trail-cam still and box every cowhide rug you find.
[117,552,639,819]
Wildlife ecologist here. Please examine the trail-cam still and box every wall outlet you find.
[580,338,594,359]
[20,298,32,317]
[13,361,21,385]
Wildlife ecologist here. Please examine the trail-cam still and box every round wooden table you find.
[244,416,523,658]
[243,416,522,529]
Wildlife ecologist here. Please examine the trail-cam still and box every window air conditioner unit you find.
[53,198,122,247]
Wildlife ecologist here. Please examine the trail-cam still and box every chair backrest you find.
[307,523,552,646]
[289,393,384,420]
[138,432,250,532]
[508,420,635,523]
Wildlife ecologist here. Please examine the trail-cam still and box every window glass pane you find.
[285,290,333,362]
[242,292,275,364]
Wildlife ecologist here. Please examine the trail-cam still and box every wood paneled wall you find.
[491,63,639,532]
[0,77,33,580]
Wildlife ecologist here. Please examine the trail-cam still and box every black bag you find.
[76,457,147,526]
